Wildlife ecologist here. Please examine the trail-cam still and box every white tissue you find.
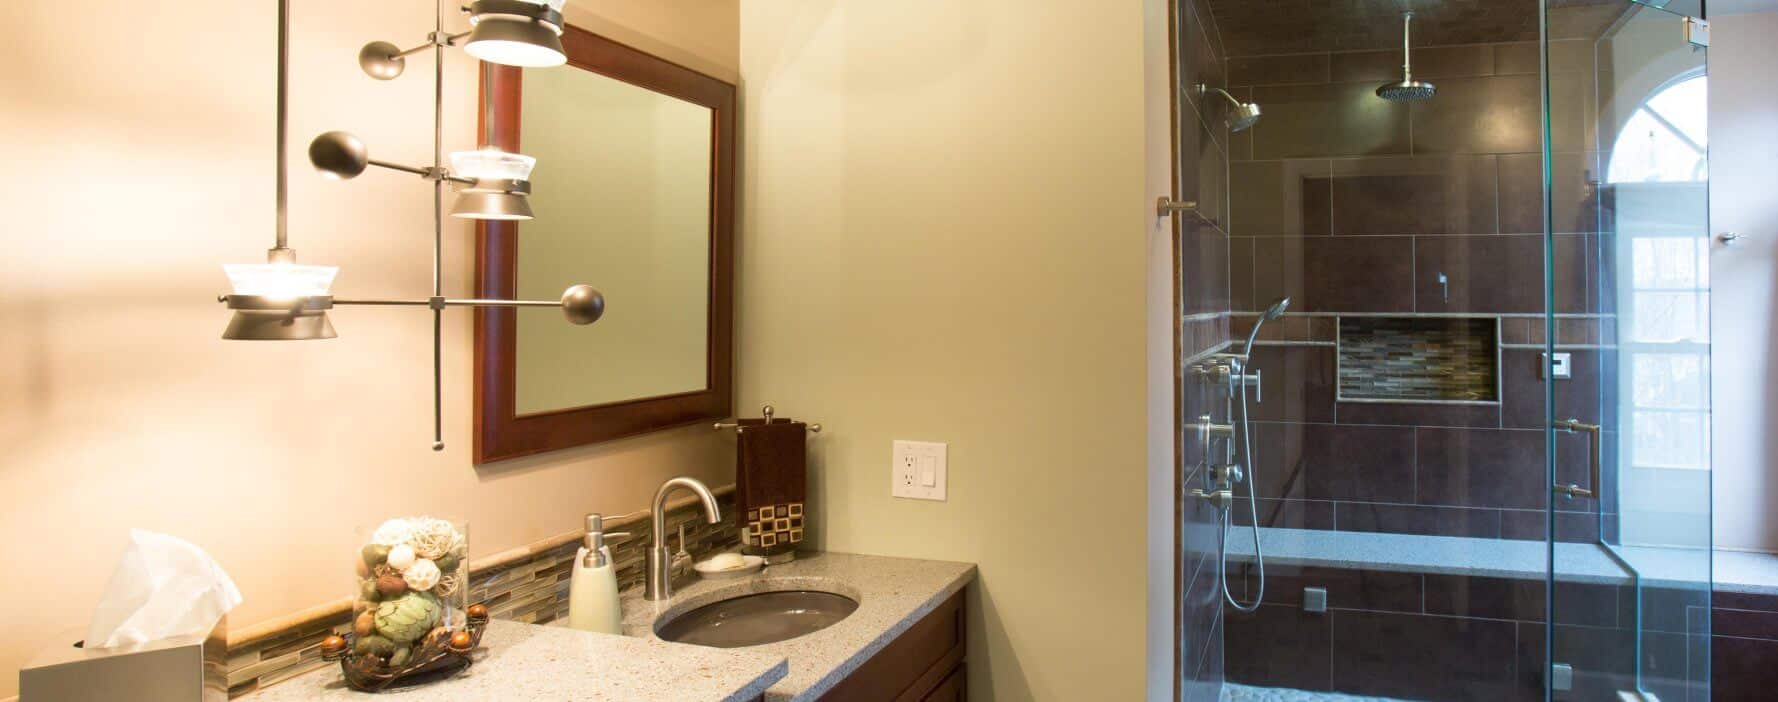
[84,529,243,649]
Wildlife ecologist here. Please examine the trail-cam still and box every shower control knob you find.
[1190,488,1235,510]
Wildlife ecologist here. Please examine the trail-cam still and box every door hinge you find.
[1686,17,1710,48]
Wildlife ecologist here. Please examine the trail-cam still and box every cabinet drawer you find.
[819,590,966,702]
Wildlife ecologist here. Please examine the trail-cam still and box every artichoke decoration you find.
[373,591,442,644]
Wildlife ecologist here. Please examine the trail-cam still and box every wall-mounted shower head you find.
[1377,12,1436,102]
[1198,84,1263,132]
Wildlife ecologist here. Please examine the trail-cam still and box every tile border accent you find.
[224,484,742,698]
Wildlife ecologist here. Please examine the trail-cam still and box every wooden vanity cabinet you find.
[819,590,967,701]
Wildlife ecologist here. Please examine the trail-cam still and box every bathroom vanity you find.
[243,552,974,701]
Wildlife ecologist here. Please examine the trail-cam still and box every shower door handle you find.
[1552,419,1601,499]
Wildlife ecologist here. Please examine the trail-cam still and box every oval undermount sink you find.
[655,590,859,648]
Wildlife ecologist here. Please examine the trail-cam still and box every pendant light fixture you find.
[219,0,602,451]
[220,0,339,341]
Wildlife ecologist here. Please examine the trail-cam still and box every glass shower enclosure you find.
[1169,0,1713,699]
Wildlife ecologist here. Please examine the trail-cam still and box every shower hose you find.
[1219,367,1264,612]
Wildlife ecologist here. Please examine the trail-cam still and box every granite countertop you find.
[622,551,977,702]
[244,618,786,702]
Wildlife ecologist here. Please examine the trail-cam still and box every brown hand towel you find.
[736,418,807,558]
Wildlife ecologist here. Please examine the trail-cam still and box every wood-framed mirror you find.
[473,25,735,465]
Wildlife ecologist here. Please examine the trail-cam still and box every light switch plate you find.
[892,440,947,501]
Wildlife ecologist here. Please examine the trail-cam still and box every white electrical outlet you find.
[892,440,947,501]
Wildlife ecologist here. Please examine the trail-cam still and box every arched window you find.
[1608,73,1710,476]
[1607,74,1707,183]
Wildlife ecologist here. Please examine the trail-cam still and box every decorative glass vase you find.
[325,517,484,691]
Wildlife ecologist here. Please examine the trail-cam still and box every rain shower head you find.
[1378,12,1436,102]
[1377,79,1437,101]
[1199,84,1263,132]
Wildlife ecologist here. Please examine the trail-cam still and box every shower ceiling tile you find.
[1204,0,1627,57]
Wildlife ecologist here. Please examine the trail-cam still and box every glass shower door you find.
[1545,1,1710,699]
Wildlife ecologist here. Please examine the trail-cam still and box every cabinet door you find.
[921,665,965,702]
[819,591,965,702]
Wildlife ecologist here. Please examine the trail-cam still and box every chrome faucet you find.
[645,476,723,601]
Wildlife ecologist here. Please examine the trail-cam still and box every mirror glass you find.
[514,66,714,415]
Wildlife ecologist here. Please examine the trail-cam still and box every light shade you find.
[463,0,566,69]
[451,186,535,220]
[450,148,536,220]
[450,148,536,181]
[463,21,566,68]
[221,263,339,340]
[224,263,338,298]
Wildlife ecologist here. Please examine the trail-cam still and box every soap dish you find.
[694,554,766,580]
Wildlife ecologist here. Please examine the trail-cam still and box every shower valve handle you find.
[1240,369,1262,403]
[1190,488,1235,510]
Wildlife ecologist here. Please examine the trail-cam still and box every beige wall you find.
[1710,11,1778,552]
[736,1,1154,699]
[1142,0,1179,697]
[0,0,736,696]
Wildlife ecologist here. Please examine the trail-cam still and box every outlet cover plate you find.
[892,440,947,501]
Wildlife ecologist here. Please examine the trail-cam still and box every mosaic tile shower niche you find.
[1337,316,1499,403]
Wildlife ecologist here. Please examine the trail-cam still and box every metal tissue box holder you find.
[319,604,490,692]
[19,617,228,702]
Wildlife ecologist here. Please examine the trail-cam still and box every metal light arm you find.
[334,298,566,309]
[365,158,477,185]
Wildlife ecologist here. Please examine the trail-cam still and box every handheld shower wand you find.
[1218,297,1290,612]
[1242,297,1292,356]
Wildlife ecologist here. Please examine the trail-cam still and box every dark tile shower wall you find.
[1175,1,1231,700]
[1216,37,1618,543]
[1224,564,1712,701]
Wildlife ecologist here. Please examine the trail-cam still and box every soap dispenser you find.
[568,513,626,634]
